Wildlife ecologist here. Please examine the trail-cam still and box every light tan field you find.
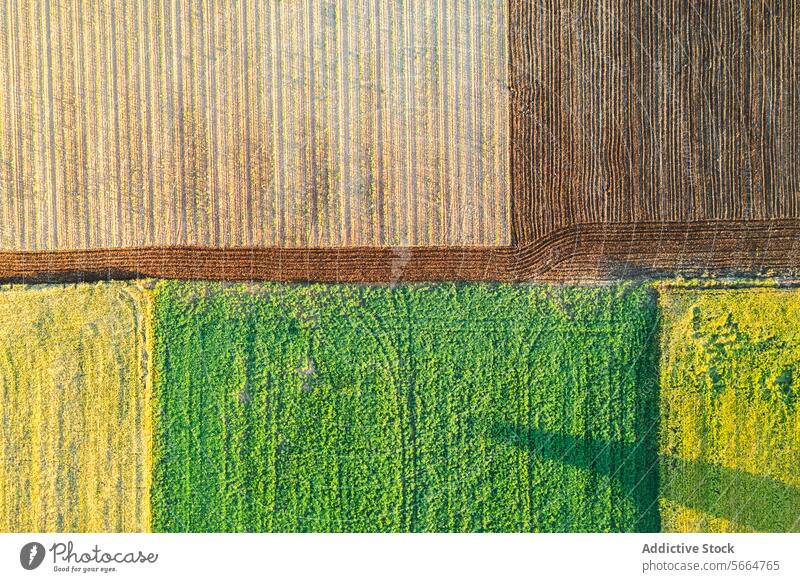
[0,283,152,532]
[0,0,509,250]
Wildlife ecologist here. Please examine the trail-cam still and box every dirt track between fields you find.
[2,219,797,284]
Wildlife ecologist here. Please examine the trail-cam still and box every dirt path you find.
[1,219,797,283]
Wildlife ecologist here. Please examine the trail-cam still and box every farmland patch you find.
[151,282,659,532]
[0,0,508,250]
[659,287,800,532]
[0,283,152,532]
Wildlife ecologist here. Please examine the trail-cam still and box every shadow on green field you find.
[490,423,800,532]
[489,422,660,532]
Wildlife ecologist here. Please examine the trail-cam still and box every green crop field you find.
[1,279,797,533]
[151,281,659,532]
[659,286,800,532]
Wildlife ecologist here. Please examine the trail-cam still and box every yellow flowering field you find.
[659,286,800,532]
[0,283,152,532]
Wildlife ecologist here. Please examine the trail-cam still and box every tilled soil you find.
[2,219,798,283]
[2,2,799,283]
[510,1,800,243]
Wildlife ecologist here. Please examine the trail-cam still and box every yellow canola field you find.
[0,283,152,532]
[659,287,800,532]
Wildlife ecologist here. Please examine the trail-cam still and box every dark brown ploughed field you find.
[509,0,800,280]
[1,1,799,283]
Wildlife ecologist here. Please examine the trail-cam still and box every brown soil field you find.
[511,0,800,244]
[1,219,798,283]
[0,245,508,283]
[1,1,799,283]
[0,0,509,249]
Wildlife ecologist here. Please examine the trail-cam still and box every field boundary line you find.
[2,219,799,283]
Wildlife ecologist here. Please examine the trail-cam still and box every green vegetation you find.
[2,279,797,533]
[151,282,659,532]
[0,283,152,532]
[659,287,800,532]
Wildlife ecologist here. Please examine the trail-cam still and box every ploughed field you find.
[1,2,798,282]
[0,280,797,532]
[510,1,800,280]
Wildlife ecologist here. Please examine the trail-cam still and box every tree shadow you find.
[489,422,800,532]
[488,421,660,532]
